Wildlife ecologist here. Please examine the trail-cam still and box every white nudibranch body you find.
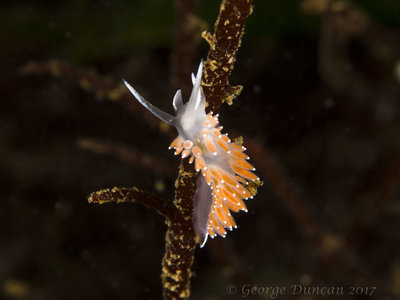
[123,60,259,247]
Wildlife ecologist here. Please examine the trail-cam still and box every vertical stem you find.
[162,161,197,300]
[162,0,199,297]
[162,0,254,298]
[202,0,254,113]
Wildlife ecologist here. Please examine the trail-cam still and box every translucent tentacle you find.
[172,89,183,112]
[123,80,175,125]
[191,73,196,85]
[187,60,204,111]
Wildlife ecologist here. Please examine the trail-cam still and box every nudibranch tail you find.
[193,175,213,247]
[123,60,259,248]
[123,79,175,125]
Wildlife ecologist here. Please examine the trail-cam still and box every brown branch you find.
[22,1,256,298]
[88,187,174,220]
[162,161,197,299]
[202,0,253,113]
[21,2,399,297]
[161,1,255,299]
[158,2,201,297]
[78,138,176,178]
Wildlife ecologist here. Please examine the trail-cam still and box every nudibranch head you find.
[124,60,259,247]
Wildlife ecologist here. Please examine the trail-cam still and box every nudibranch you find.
[123,61,259,247]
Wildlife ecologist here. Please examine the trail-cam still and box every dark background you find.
[1,0,400,299]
